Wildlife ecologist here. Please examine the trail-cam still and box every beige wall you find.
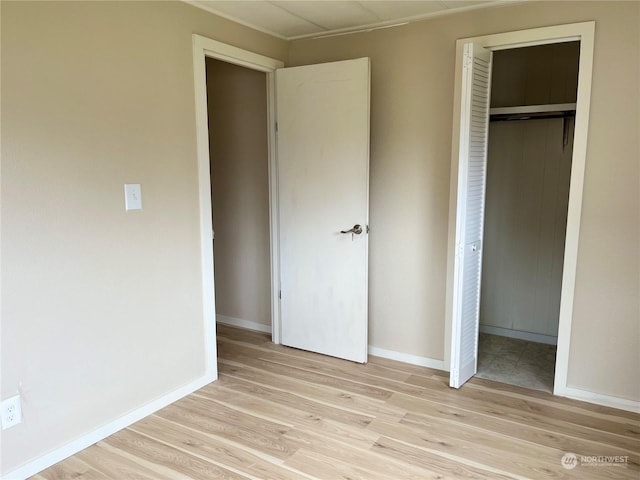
[0,1,287,474]
[206,59,271,327]
[490,42,580,107]
[482,118,574,337]
[289,1,639,401]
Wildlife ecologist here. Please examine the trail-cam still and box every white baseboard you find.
[480,325,558,345]
[4,373,217,480]
[368,345,447,371]
[216,314,272,334]
[554,385,640,414]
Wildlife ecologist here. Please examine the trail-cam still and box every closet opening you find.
[476,41,580,393]
[205,58,273,338]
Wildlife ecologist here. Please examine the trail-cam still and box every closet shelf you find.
[490,103,576,116]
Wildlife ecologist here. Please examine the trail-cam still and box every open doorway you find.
[192,35,283,377]
[205,58,272,334]
[447,22,595,397]
[193,36,370,364]
[476,42,580,393]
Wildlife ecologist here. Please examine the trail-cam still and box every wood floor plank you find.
[103,429,249,480]
[218,340,428,398]
[37,456,113,480]
[216,324,271,346]
[193,383,381,449]
[408,374,640,438]
[414,392,640,453]
[174,394,293,441]
[402,412,639,474]
[398,374,640,450]
[33,325,640,480]
[215,368,376,429]
[467,377,640,424]
[368,419,595,480]
[234,329,445,383]
[388,392,640,463]
[217,359,406,422]
[367,352,450,379]
[281,426,445,480]
[218,346,393,401]
[284,449,393,480]
[129,416,311,480]
[371,436,519,480]
[75,441,183,480]
[154,397,296,460]
[218,333,414,383]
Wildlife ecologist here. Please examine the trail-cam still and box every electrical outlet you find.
[1,395,22,430]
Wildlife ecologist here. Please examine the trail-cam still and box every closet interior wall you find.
[480,42,580,341]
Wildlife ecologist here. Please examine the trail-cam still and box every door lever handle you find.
[340,224,363,235]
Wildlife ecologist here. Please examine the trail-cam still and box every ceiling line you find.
[353,1,384,22]
[266,1,329,32]
[312,21,410,40]
[185,0,526,42]
[186,0,289,40]
[291,0,523,41]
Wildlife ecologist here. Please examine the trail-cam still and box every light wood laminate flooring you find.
[35,324,639,479]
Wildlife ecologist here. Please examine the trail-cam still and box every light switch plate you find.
[124,184,142,211]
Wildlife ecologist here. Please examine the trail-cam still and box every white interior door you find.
[276,58,370,363]
[450,43,493,388]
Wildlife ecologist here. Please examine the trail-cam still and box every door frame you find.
[192,35,284,374]
[444,22,595,396]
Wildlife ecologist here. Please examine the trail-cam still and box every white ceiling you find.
[188,0,519,40]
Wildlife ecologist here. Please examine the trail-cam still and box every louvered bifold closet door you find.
[450,43,493,389]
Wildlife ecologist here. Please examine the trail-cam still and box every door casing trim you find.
[192,35,284,362]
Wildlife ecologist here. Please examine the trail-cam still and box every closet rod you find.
[489,102,576,122]
[490,111,575,122]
